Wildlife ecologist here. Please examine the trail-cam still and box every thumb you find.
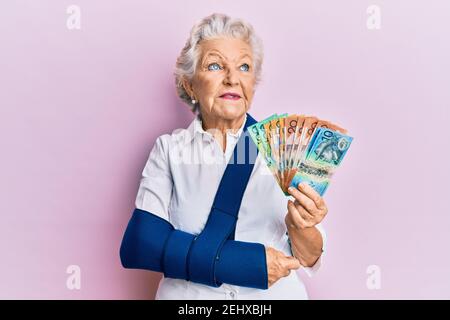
[284,256,301,270]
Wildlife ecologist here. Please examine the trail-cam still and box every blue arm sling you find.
[120,113,268,289]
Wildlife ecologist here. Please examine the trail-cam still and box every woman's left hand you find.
[285,182,328,229]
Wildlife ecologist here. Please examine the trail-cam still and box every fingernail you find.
[288,187,294,193]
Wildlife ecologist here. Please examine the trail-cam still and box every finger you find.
[287,200,308,229]
[288,186,317,214]
[289,200,316,228]
[294,201,315,221]
[298,182,326,210]
[284,256,301,270]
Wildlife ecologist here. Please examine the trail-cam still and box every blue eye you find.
[240,63,250,72]
[208,63,222,71]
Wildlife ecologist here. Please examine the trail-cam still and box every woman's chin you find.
[216,102,247,119]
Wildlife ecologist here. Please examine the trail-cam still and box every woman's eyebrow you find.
[238,53,252,60]
[201,51,252,65]
[202,51,224,61]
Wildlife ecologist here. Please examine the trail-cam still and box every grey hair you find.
[174,13,264,115]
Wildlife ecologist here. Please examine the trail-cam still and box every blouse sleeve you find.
[135,135,173,221]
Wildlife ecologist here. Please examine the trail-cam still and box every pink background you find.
[1,0,449,299]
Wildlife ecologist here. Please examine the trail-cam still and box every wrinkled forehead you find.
[198,37,253,62]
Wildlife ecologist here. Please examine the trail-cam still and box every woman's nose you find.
[223,68,239,86]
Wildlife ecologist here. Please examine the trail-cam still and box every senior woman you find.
[120,13,327,300]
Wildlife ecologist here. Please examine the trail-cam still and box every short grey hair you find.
[174,13,264,115]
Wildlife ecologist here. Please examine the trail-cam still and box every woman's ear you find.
[181,77,195,100]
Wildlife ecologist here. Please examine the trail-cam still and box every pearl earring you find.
[191,99,196,105]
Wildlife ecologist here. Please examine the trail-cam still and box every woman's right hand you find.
[265,247,301,287]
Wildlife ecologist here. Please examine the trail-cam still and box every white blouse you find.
[135,114,326,300]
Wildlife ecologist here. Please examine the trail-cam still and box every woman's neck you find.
[201,114,246,152]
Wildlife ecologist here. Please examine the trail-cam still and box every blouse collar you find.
[186,113,248,143]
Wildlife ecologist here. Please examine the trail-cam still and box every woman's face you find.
[185,37,256,123]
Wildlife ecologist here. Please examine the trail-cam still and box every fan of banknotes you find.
[248,114,353,196]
